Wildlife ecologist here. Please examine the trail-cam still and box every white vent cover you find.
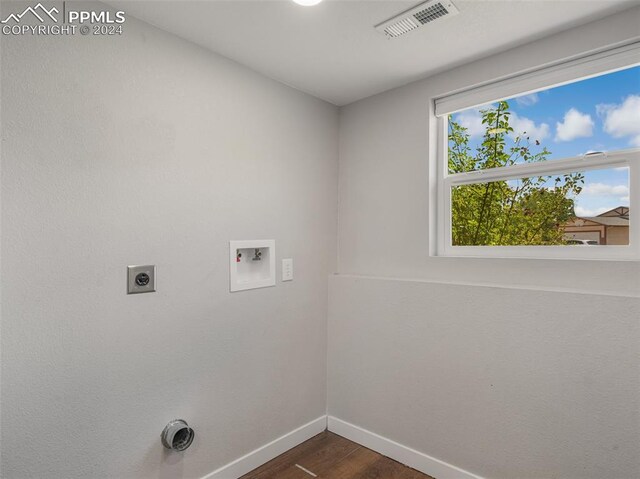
[375,0,459,39]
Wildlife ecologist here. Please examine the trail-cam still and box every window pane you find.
[448,66,640,174]
[451,168,629,246]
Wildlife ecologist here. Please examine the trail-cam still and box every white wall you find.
[328,275,640,479]
[0,3,337,478]
[330,6,640,479]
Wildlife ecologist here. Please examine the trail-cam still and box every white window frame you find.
[435,42,640,260]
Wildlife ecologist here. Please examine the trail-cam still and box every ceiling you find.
[107,0,639,105]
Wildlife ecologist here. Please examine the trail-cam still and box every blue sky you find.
[451,65,640,216]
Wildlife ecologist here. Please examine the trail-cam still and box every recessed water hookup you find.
[161,419,194,452]
[229,240,276,292]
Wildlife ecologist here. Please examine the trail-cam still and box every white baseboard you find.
[328,416,483,479]
[202,416,327,479]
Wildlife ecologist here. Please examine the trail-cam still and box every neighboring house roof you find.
[598,206,629,220]
[577,216,629,226]
[567,206,630,227]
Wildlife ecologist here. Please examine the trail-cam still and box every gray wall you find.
[0,4,338,478]
[330,6,640,479]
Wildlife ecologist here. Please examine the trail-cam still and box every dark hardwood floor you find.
[240,431,434,479]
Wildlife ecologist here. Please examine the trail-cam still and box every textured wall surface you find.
[0,3,338,478]
[328,275,640,479]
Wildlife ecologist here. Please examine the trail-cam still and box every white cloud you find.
[598,95,640,147]
[581,182,629,197]
[509,112,550,142]
[454,108,550,143]
[575,206,611,217]
[555,108,594,141]
[620,196,630,204]
[515,93,539,107]
[454,109,484,137]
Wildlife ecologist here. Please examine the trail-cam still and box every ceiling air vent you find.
[375,0,459,39]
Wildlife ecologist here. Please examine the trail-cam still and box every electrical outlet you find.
[282,258,293,281]
[127,265,156,294]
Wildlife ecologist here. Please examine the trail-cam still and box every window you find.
[435,43,640,259]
